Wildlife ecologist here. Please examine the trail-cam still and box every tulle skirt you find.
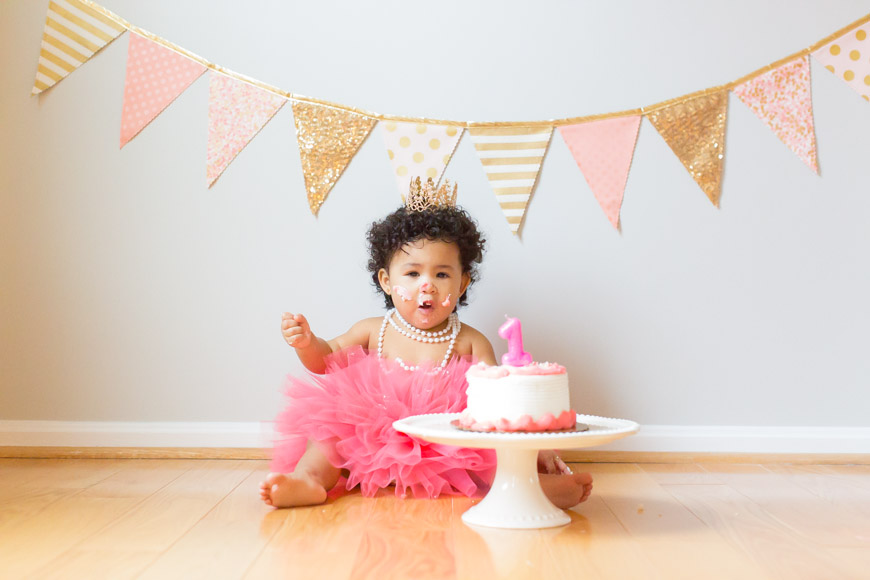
[271,346,496,499]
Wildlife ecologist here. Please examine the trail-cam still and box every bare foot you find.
[540,472,593,509]
[259,472,328,508]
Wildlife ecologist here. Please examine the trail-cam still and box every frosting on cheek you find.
[441,294,451,308]
[392,285,413,302]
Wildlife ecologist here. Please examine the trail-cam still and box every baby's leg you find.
[539,471,593,509]
[259,442,341,508]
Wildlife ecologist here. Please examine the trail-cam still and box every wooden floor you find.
[1,459,868,579]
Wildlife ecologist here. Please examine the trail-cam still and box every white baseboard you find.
[595,425,870,454]
[0,421,868,454]
[0,421,271,448]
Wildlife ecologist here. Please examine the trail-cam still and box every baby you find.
[260,179,592,509]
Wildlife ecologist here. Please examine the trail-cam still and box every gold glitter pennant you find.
[292,101,376,215]
[646,90,728,207]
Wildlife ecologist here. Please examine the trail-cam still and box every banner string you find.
[79,0,870,126]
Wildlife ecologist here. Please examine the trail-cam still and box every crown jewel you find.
[404,176,458,212]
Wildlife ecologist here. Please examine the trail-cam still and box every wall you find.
[2,0,869,450]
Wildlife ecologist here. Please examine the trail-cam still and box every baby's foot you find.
[259,472,328,508]
[539,472,593,509]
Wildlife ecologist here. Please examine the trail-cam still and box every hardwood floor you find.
[0,459,867,579]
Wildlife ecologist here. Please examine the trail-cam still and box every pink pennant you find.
[207,72,286,186]
[559,116,641,229]
[120,33,206,148]
[732,56,818,173]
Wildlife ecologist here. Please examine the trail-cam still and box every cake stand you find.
[393,413,639,529]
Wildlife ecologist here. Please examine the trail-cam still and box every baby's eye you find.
[406,271,419,277]
[436,272,449,278]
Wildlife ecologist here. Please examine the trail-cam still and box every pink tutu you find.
[271,346,496,499]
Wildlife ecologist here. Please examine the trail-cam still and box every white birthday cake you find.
[458,361,577,432]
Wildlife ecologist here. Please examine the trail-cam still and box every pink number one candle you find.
[498,316,533,366]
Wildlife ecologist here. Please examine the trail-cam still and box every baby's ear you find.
[460,272,471,295]
[377,268,391,294]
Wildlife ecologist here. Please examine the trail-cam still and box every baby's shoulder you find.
[348,316,384,336]
[459,322,487,341]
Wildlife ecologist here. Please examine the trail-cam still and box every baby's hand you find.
[281,312,312,349]
[538,449,573,475]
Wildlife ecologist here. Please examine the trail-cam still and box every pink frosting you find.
[466,361,566,378]
[457,409,577,432]
[392,285,412,302]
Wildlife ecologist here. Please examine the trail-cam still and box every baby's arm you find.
[281,313,374,374]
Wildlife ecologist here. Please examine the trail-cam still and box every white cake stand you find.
[393,413,639,529]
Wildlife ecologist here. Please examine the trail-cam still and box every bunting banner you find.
[812,23,870,102]
[732,56,818,173]
[468,126,553,235]
[26,2,870,236]
[120,33,206,148]
[559,116,642,229]
[381,121,463,199]
[32,0,125,95]
[646,91,728,207]
[292,101,377,215]
[207,72,287,187]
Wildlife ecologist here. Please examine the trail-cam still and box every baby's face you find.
[379,239,469,330]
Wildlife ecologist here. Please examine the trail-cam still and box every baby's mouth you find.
[417,296,434,310]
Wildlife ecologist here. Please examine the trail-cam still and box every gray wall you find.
[2,0,869,428]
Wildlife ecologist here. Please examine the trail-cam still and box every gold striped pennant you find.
[468,126,552,236]
[32,0,126,95]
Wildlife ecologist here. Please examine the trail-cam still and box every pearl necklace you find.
[377,308,461,372]
[389,310,457,343]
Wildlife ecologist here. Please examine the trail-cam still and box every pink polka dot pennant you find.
[559,116,641,230]
[732,56,819,173]
[207,72,286,187]
[120,33,206,148]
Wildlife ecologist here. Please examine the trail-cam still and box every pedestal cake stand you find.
[393,413,639,529]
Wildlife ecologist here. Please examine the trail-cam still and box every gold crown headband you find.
[404,176,458,212]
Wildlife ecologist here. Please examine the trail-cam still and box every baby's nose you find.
[420,281,433,293]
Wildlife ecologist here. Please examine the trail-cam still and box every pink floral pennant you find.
[559,116,641,230]
[732,56,819,173]
[120,33,206,148]
[812,23,870,103]
[207,72,286,187]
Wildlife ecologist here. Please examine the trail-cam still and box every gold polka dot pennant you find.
[468,126,553,236]
[292,101,376,215]
[812,23,870,102]
[32,0,126,95]
[381,121,464,199]
[646,90,728,207]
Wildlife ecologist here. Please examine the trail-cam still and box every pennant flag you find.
[559,116,642,229]
[812,24,870,102]
[32,0,126,95]
[381,121,463,198]
[647,91,728,207]
[732,56,818,173]
[292,101,376,215]
[468,126,552,235]
[120,33,206,147]
[207,72,286,187]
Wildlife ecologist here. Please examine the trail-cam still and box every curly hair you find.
[366,206,485,309]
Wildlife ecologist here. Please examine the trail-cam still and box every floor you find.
[0,458,868,579]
